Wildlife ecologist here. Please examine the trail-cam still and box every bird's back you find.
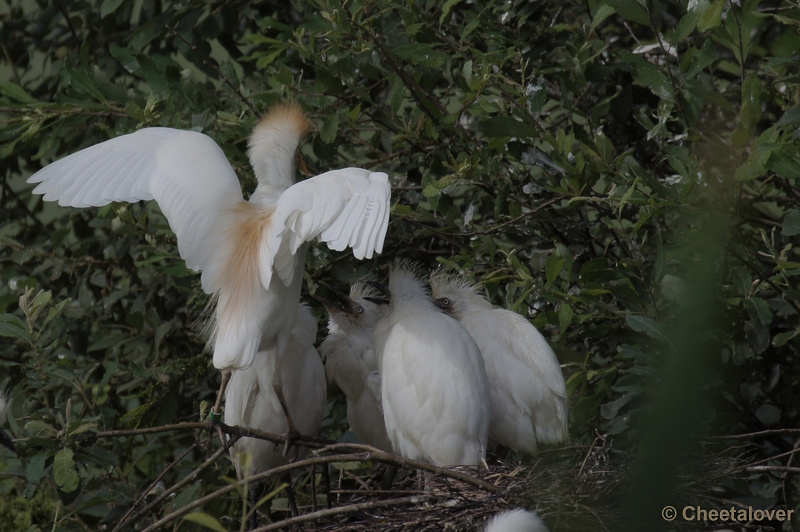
[484,510,549,532]
[375,300,490,466]
[460,308,568,451]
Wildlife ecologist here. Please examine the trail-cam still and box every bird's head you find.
[429,270,488,318]
[312,281,388,333]
[248,102,311,190]
[383,260,432,305]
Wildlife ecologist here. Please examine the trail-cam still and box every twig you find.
[0,42,21,85]
[746,466,800,474]
[54,0,80,41]
[94,420,335,449]
[358,23,478,146]
[140,448,501,531]
[113,435,241,531]
[314,443,503,493]
[0,107,126,117]
[783,436,800,526]
[140,453,378,531]
[112,443,199,531]
[398,195,564,242]
[250,496,423,532]
[727,248,800,314]
[165,26,258,115]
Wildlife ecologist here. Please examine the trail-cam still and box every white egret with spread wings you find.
[27,103,390,425]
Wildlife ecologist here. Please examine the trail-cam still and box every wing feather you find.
[28,127,244,292]
[262,168,390,287]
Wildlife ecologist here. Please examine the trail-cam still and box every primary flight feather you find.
[28,103,391,371]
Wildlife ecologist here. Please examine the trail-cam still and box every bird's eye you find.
[356,307,364,314]
[442,298,450,306]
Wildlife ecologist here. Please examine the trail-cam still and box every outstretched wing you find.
[265,168,391,287]
[27,128,244,292]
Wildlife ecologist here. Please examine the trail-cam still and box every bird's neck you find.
[249,182,290,208]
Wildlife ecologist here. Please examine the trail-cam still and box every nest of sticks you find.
[120,422,792,531]
[255,433,776,531]
[251,434,628,532]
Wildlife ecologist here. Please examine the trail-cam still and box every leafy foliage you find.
[1,0,800,530]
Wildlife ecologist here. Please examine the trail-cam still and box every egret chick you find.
[373,263,490,466]
[430,273,568,454]
[314,282,392,452]
[485,509,550,532]
[225,303,326,520]
[0,392,14,453]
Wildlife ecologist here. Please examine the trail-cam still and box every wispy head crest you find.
[349,279,381,301]
[388,259,429,300]
[429,267,478,297]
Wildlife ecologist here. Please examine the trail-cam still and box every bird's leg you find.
[210,370,231,444]
[272,358,299,458]
[281,472,300,518]
[211,370,232,419]
[416,469,435,493]
[249,480,261,531]
[381,465,398,491]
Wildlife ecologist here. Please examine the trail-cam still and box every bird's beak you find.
[0,427,15,454]
[367,281,391,299]
[311,281,356,316]
[296,151,310,177]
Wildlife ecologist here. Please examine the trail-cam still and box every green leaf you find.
[776,106,800,127]
[602,0,649,25]
[616,50,675,101]
[100,0,125,18]
[392,43,447,68]
[0,314,32,342]
[26,453,48,485]
[440,0,464,25]
[64,62,106,102]
[740,73,761,132]
[183,512,227,532]
[320,114,339,144]
[697,0,725,32]
[558,303,574,334]
[626,314,670,344]
[54,448,80,493]
[0,82,38,103]
[591,5,616,33]
[545,253,565,284]
[671,9,700,43]
[744,297,773,326]
[783,210,800,236]
[773,329,799,347]
[755,404,780,426]
[480,116,538,138]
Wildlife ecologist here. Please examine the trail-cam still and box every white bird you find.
[225,302,326,520]
[372,263,490,466]
[485,509,550,532]
[314,282,392,451]
[0,392,14,453]
[430,272,569,454]
[27,103,391,375]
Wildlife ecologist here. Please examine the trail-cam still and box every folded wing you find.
[27,128,245,292]
[266,168,391,287]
